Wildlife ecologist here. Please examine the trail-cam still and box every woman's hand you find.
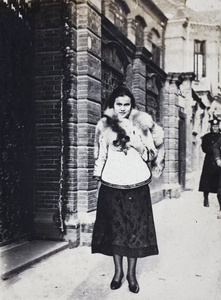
[95,180,101,199]
[129,131,146,153]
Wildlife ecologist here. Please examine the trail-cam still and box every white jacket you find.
[93,108,165,188]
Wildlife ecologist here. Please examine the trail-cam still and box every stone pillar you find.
[132,55,147,111]
[62,0,80,247]
[162,73,183,198]
[76,0,102,245]
[180,73,196,190]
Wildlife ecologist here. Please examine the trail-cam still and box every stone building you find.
[1,0,219,247]
[153,0,221,189]
[32,0,169,245]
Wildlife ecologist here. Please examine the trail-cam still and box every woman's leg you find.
[110,254,124,290]
[126,257,139,293]
[217,194,221,219]
[217,194,221,210]
[203,191,209,207]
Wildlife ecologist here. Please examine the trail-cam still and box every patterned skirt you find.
[91,184,159,258]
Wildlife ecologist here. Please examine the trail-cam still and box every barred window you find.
[101,64,124,111]
[101,42,129,111]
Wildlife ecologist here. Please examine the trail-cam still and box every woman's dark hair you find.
[108,85,136,108]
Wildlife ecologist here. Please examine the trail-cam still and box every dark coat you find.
[199,132,221,193]
[213,136,221,194]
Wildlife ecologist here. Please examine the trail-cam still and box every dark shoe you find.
[126,274,139,293]
[110,273,124,290]
[204,198,209,207]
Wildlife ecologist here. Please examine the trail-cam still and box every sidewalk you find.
[0,190,221,300]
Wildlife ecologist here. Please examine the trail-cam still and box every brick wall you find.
[34,1,63,239]
[33,0,79,239]
[33,0,102,243]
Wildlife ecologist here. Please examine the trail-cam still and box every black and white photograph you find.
[0,0,221,299]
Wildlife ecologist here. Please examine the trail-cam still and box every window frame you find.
[194,40,206,81]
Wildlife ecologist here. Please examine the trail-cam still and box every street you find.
[1,190,221,300]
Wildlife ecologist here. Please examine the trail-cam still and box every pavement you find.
[0,190,221,300]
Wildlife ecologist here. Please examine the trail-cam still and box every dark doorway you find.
[0,6,34,245]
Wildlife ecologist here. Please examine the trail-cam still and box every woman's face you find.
[113,95,132,120]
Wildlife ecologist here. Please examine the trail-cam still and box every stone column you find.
[162,72,183,198]
[132,54,147,110]
[76,0,102,245]
[61,0,79,247]
[180,72,196,190]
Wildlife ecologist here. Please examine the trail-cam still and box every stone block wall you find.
[162,73,182,197]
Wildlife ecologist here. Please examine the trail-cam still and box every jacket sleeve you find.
[213,137,221,160]
[201,134,214,154]
[140,128,158,161]
[149,121,165,178]
[93,122,108,178]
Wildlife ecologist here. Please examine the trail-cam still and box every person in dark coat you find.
[213,134,221,219]
[199,118,221,207]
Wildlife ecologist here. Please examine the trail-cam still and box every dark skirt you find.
[91,184,159,258]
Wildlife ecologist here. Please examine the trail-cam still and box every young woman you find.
[91,85,165,293]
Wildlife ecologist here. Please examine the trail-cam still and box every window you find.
[101,64,124,111]
[101,42,129,111]
[149,29,161,67]
[135,16,146,47]
[106,0,130,35]
[194,40,206,81]
[152,43,161,66]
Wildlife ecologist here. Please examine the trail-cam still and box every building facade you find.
[154,0,221,189]
[1,0,217,247]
